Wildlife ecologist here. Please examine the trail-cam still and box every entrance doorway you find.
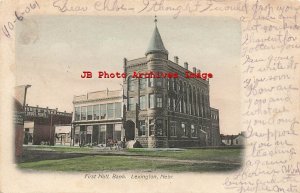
[106,124,114,143]
[124,120,135,140]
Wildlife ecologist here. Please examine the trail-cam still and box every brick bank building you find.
[72,19,221,148]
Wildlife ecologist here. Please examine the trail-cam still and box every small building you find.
[221,132,245,146]
[24,105,72,145]
[232,133,245,146]
[211,108,221,146]
[72,89,123,147]
[55,125,72,146]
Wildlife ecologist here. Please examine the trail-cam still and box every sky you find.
[16,15,241,135]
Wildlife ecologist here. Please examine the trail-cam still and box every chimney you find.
[123,58,127,67]
[193,67,196,73]
[184,62,189,70]
[174,56,179,64]
[197,69,201,73]
[123,58,127,75]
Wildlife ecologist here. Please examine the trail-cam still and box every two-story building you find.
[72,89,123,146]
[24,105,72,145]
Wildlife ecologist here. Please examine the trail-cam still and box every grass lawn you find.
[19,146,243,172]
[127,148,243,163]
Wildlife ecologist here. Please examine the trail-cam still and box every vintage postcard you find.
[0,0,299,193]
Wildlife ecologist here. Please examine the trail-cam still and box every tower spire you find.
[145,15,168,56]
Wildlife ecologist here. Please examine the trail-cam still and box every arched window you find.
[174,79,177,91]
[183,82,187,114]
[193,86,197,116]
[188,85,192,115]
[202,91,205,117]
[179,80,183,92]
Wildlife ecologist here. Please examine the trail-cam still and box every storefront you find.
[72,89,124,147]
[73,123,123,147]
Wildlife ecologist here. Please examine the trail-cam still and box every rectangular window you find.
[173,98,176,111]
[191,124,196,137]
[81,106,87,120]
[170,121,176,136]
[168,79,172,90]
[128,97,135,111]
[107,103,114,119]
[75,107,80,121]
[128,77,134,91]
[149,119,155,136]
[156,119,163,136]
[157,95,163,108]
[178,99,181,112]
[149,94,155,108]
[115,102,122,118]
[167,97,171,110]
[181,122,187,137]
[140,78,146,90]
[93,105,100,120]
[139,120,146,136]
[156,78,162,87]
[149,78,154,87]
[100,104,106,119]
[174,79,177,91]
[87,106,93,120]
[139,96,146,110]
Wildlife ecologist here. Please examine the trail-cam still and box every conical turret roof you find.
[145,19,168,56]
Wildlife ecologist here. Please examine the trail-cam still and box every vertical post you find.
[91,127,93,146]
[50,114,52,146]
